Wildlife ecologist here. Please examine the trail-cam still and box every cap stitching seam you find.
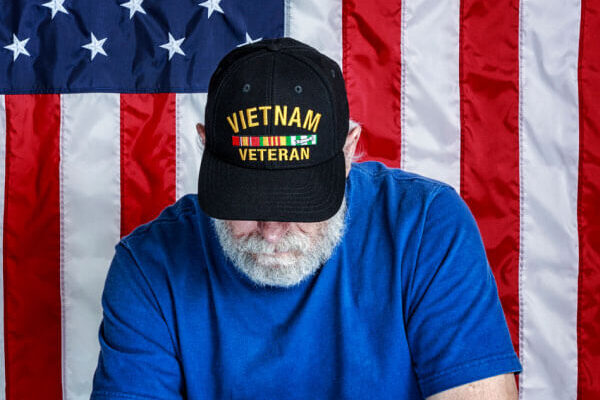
[279,51,342,148]
[268,54,275,137]
[208,52,267,149]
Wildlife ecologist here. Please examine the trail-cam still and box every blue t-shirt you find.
[92,161,521,399]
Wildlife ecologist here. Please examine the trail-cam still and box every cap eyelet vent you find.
[294,85,303,94]
[242,83,251,93]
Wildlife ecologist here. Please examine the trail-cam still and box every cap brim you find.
[197,150,346,222]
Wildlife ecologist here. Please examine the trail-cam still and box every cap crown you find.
[205,38,349,169]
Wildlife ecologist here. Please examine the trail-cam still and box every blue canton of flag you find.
[0,0,284,93]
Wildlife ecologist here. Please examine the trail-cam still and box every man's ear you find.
[343,125,361,177]
[196,123,206,145]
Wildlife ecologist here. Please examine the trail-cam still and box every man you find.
[92,38,521,399]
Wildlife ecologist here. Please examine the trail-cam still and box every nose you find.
[258,221,290,244]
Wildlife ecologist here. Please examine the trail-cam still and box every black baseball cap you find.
[197,37,349,222]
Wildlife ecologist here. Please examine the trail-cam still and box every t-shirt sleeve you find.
[91,242,183,400]
[404,185,522,398]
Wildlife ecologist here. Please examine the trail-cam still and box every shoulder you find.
[119,193,210,259]
[122,193,200,245]
[340,162,469,288]
[116,194,212,280]
[349,161,452,202]
[349,161,448,186]
[105,194,216,324]
[347,161,460,225]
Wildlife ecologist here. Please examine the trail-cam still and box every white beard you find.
[212,198,347,288]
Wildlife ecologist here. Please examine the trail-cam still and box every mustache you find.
[234,230,314,255]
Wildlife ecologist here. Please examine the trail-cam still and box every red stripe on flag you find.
[577,1,600,397]
[232,136,240,146]
[3,95,62,400]
[459,0,520,353]
[343,0,402,166]
[120,94,176,237]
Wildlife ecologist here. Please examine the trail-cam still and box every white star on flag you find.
[120,0,146,19]
[42,0,69,19]
[82,33,107,60]
[160,33,185,60]
[4,34,30,61]
[237,32,262,47]
[199,0,224,18]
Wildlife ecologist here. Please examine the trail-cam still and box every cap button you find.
[266,42,281,52]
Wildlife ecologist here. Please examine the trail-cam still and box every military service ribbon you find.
[232,135,317,147]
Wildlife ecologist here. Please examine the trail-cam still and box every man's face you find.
[212,198,346,287]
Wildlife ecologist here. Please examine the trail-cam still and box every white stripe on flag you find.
[400,0,461,190]
[0,95,6,400]
[518,0,581,398]
[176,93,207,200]
[286,0,343,69]
[61,93,121,400]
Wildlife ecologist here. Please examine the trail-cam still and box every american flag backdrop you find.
[0,0,598,399]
